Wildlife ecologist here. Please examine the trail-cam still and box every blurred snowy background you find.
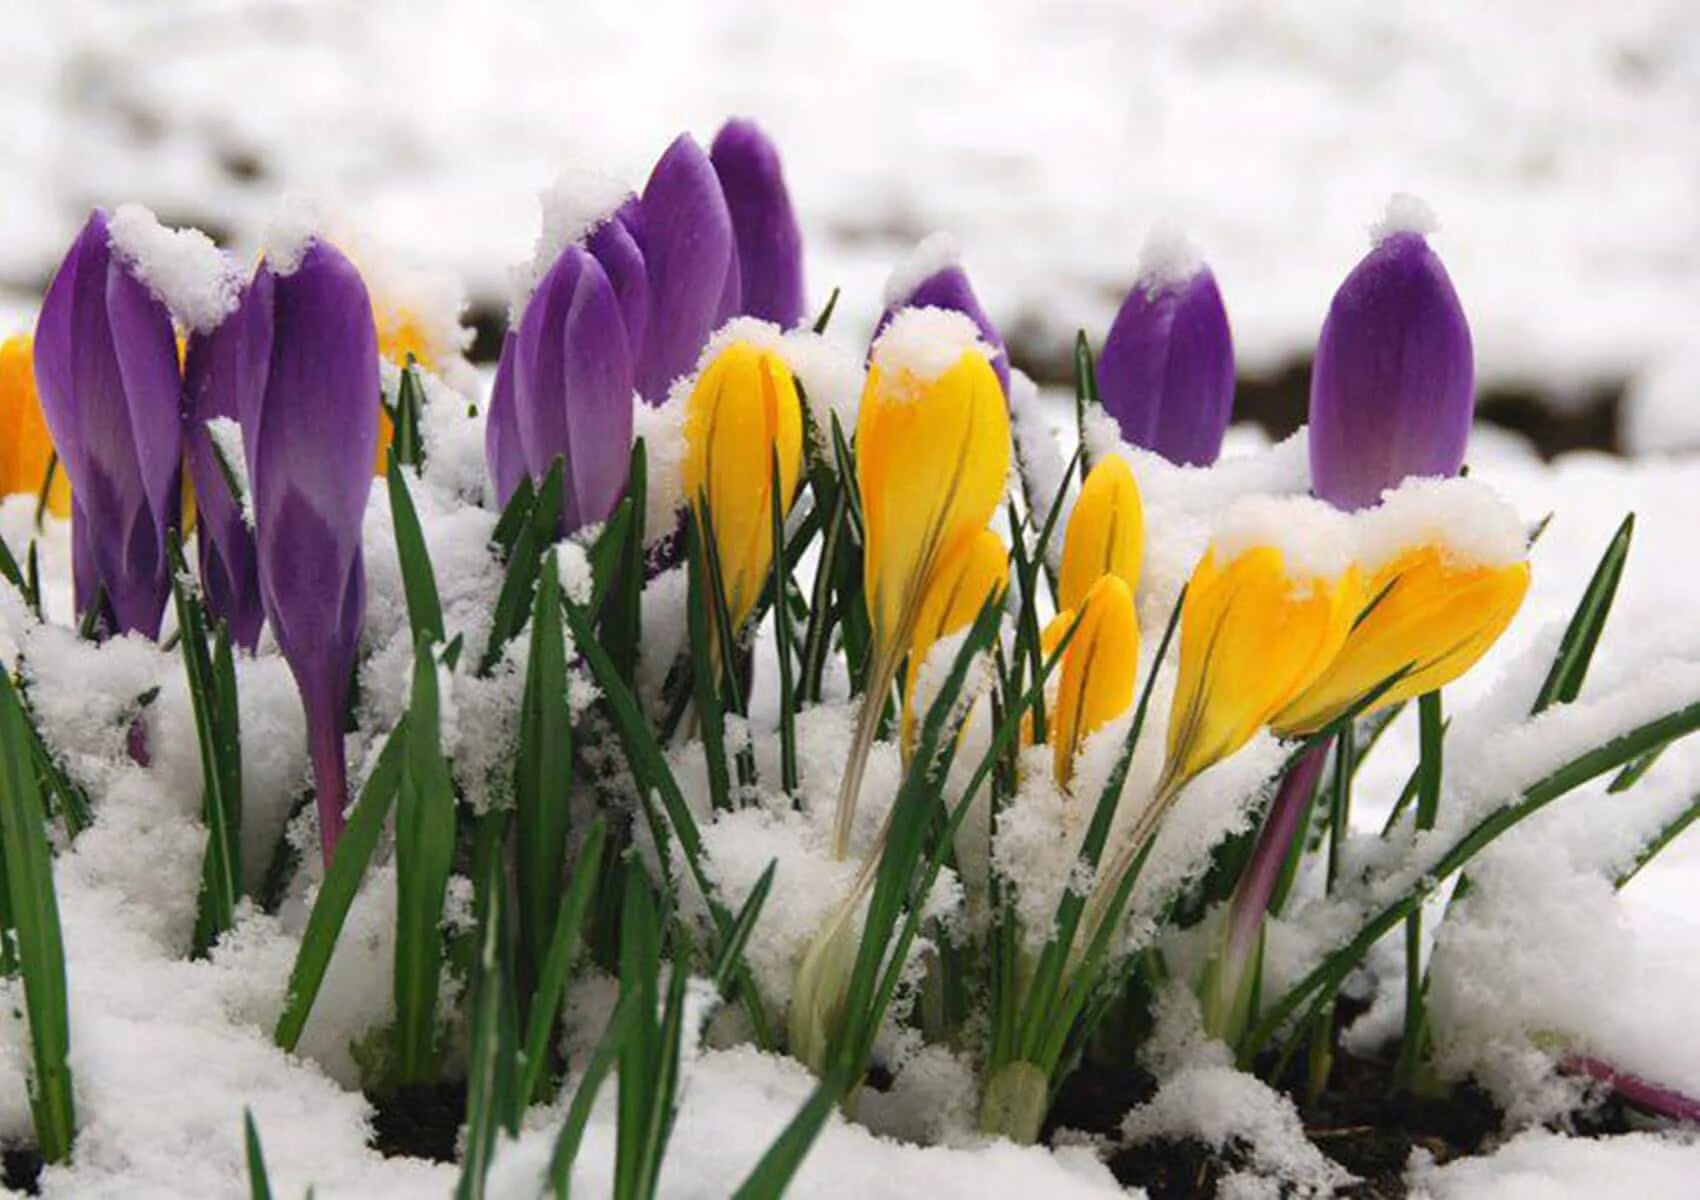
[4,0,1698,453]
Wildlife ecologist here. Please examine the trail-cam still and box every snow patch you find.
[106,204,242,333]
[869,307,993,389]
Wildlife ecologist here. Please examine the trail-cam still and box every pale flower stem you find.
[831,650,899,860]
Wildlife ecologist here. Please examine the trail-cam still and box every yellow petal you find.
[1162,546,1360,792]
[0,335,72,517]
[1271,545,1530,737]
[1052,574,1140,787]
[682,341,805,632]
[858,350,1010,661]
[1059,454,1143,613]
[902,527,1009,757]
[372,303,445,476]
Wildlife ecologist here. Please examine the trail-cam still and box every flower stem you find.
[308,710,349,863]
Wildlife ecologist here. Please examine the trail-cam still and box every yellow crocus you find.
[1161,546,1360,796]
[1052,574,1139,787]
[1058,454,1143,613]
[373,303,446,474]
[682,341,805,633]
[0,335,71,517]
[1271,545,1530,737]
[902,527,1009,758]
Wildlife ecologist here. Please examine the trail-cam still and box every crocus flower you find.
[1098,259,1234,467]
[682,338,805,632]
[1160,544,1358,797]
[1052,573,1139,788]
[1309,223,1473,511]
[633,135,736,403]
[901,527,1009,758]
[183,300,265,650]
[243,239,380,861]
[483,331,527,510]
[1271,542,1529,737]
[832,309,1010,858]
[710,119,805,329]
[34,211,182,639]
[1058,454,1143,613]
[511,244,635,533]
[0,335,71,517]
[875,237,1009,395]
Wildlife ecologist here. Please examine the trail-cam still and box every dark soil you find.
[368,1081,468,1163]
[2,1147,43,1195]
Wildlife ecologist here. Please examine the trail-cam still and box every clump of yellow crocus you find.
[1272,543,1529,737]
[682,340,805,633]
[1051,573,1139,787]
[902,527,1009,759]
[834,309,1010,858]
[0,335,71,517]
[1058,454,1143,612]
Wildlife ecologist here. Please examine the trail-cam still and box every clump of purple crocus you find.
[873,233,1009,394]
[34,210,183,640]
[494,119,806,525]
[1097,235,1235,467]
[239,239,379,862]
[1308,202,1474,511]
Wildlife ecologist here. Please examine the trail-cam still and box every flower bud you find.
[1309,210,1473,511]
[0,336,71,517]
[901,527,1009,757]
[682,339,805,632]
[1098,252,1234,467]
[875,236,1009,395]
[1162,545,1359,793]
[1058,453,1143,613]
[244,239,380,860]
[483,332,527,510]
[1052,574,1139,787]
[34,211,182,639]
[710,119,805,329]
[1272,544,1529,737]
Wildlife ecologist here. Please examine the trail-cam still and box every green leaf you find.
[520,819,607,1108]
[34,453,60,532]
[458,813,519,1200]
[600,441,648,685]
[547,993,632,1198]
[394,640,458,1084]
[711,860,776,995]
[1073,331,1099,472]
[393,359,428,468]
[387,456,446,647]
[275,718,407,1051]
[770,455,800,795]
[730,1071,847,1199]
[490,475,538,558]
[1533,514,1632,714]
[517,549,574,974]
[685,519,734,814]
[244,1109,274,1200]
[810,287,841,334]
[1616,794,1700,890]
[0,669,75,1161]
[480,458,564,676]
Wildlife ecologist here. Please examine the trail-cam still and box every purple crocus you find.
[631,134,736,403]
[1098,263,1235,467]
[1308,224,1474,511]
[483,331,527,510]
[183,290,265,650]
[710,118,805,329]
[874,240,1009,394]
[511,245,636,533]
[241,239,379,861]
[34,210,182,639]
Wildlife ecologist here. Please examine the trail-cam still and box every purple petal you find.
[585,216,649,375]
[484,331,527,510]
[875,264,1009,394]
[1309,231,1473,511]
[711,118,805,328]
[105,253,184,539]
[633,134,735,403]
[1098,267,1235,467]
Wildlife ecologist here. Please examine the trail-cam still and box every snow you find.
[1369,192,1440,246]
[512,169,631,313]
[1134,222,1206,292]
[883,232,962,309]
[261,195,324,277]
[203,416,253,528]
[105,204,241,333]
[1353,476,1527,570]
[1209,494,1355,581]
[869,307,994,387]
[1409,1128,1700,1199]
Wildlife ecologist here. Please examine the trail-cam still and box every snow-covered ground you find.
[5,1,1700,440]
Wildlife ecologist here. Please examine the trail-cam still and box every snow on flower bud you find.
[1309,200,1473,511]
[1097,237,1235,467]
[483,331,527,510]
[1052,574,1139,788]
[183,292,265,650]
[1161,536,1359,794]
[901,527,1009,758]
[710,119,805,329]
[633,134,736,403]
[512,244,635,533]
[0,335,71,517]
[34,210,182,639]
[244,239,379,861]
[1058,453,1144,613]
[875,234,1009,394]
[682,338,805,633]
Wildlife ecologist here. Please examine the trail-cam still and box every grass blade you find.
[244,1109,274,1200]
[517,548,574,975]
[1533,514,1633,714]
[387,456,446,646]
[520,819,608,1108]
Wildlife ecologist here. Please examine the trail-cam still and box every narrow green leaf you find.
[387,455,446,647]
[810,287,841,334]
[731,1071,847,1199]
[1533,514,1633,714]
[601,441,648,685]
[490,475,538,558]
[1616,794,1700,890]
[547,993,632,1198]
[712,861,776,995]
[480,458,564,676]
[34,453,59,532]
[458,813,519,1200]
[1073,331,1099,472]
[275,719,407,1050]
[770,455,799,795]
[520,819,607,1108]
[517,549,573,974]
[685,519,734,814]
[245,1109,274,1200]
